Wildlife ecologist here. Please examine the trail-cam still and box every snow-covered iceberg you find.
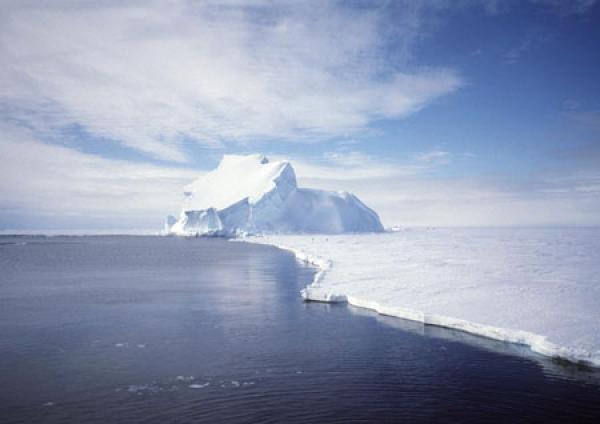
[166,154,383,236]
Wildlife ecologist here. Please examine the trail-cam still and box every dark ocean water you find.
[1,235,600,423]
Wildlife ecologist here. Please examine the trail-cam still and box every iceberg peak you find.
[167,154,383,236]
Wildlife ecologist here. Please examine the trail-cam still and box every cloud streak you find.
[529,0,598,16]
[0,126,197,229]
[0,0,461,162]
[285,150,600,227]
[1,132,598,230]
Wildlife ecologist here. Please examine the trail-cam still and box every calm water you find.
[1,235,600,423]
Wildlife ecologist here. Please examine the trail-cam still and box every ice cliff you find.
[166,154,384,236]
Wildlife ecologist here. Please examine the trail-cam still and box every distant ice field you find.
[252,228,600,366]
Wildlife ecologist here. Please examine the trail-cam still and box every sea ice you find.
[253,228,600,367]
[127,384,150,393]
[189,383,210,389]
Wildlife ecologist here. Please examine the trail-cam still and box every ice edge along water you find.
[166,154,597,367]
[253,239,599,369]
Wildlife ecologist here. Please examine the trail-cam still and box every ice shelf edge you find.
[251,238,600,369]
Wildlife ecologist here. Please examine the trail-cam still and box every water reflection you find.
[1,235,600,424]
[347,304,600,384]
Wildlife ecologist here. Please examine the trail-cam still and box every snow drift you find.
[166,154,383,236]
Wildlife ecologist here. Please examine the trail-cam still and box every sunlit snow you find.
[166,154,383,236]
[253,228,600,367]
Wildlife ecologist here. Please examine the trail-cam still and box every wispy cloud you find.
[280,148,466,183]
[414,150,452,163]
[0,1,461,162]
[480,0,598,16]
[279,149,600,227]
[315,172,600,227]
[278,150,442,182]
[0,126,197,229]
[568,110,600,132]
[503,30,551,64]
[1,132,598,229]
[529,0,598,16]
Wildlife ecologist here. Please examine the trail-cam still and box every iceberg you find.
[166,154,383,236]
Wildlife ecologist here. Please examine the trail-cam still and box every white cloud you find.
[274,150,430,182]
[1,134,598,229]
[279,148,458,183]
[281,151,600,227]
[0,126,198,229]
[0,0,461,162]
[414,150,452,163]
[321,176,600,227]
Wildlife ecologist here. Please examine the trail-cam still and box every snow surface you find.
[167,154,383,236]
[251,228,600,366]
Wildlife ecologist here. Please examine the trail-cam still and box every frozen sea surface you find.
[255,228,600,366]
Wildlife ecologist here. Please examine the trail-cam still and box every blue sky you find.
[1,0,599,230]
